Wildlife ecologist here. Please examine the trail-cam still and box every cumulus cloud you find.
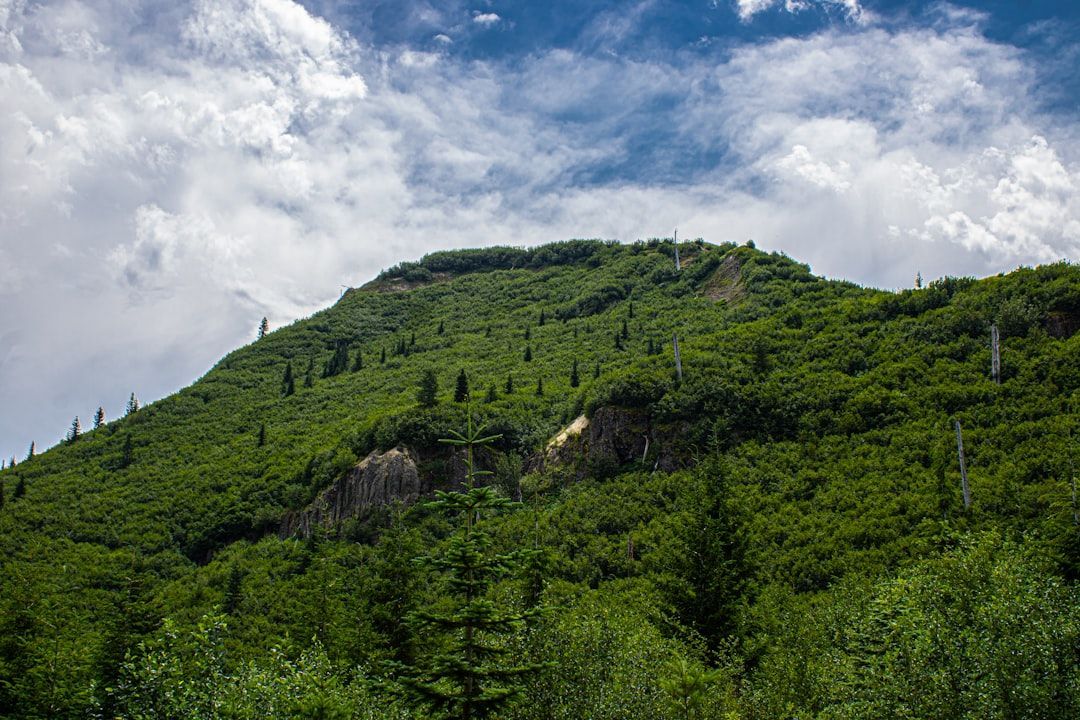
[472,12,500,27]
[1,0,1079,459]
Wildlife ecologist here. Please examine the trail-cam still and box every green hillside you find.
[1,239,1078,719]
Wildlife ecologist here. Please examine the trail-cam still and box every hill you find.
[1,239,1078,719]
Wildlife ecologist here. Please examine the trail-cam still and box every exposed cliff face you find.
[280,447,423,538]
[1045,310,1080,338]
[537,407,685,476]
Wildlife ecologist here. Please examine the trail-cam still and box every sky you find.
[1,0,1079,460]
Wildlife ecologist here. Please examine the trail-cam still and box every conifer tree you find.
[524,346,532,362]
[621,318,629,340]
[257,424,266,448]
[0,479,4,509]
[25,442,34,461]
[505,374,514,395]
[418,369,439,408]
[282,361,295,397]
[1,459,5,471]
[536,377,544,396]
[391,408,546,719]
[14,477,24,499]
[438,320,445,335]
[524,326,531,341]
[570,360,580,388]
[647,338,655,355]
[455,369,470,403]
[485,326,492,338]
[94,406,106,429]
[68,416,81,444]
[304,357,315,388]
[539,310,546,326]
[120,434,134,469]
[381,347,387,364]
[126,393,140,416]
[8,456,14,469]
[594,363,601,379]
[224,564,244,615]
[485,384,497,403]
[614,333,624,350]
[352,348,364,372]
[323,341,350,378]
[628,301,634,319]
[257,317,269,340]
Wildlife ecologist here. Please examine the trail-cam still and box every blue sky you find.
[1,0,1079,461]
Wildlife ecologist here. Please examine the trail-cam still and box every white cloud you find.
[735,0,866,23]
[1,0,1079,459]
[472,12,500,27]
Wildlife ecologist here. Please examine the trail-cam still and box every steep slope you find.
[1,239,1078,719]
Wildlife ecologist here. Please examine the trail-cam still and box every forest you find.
[0,239,1077,719]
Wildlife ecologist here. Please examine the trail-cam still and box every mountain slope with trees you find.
[1,239,1077,719]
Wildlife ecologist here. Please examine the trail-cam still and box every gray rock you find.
[280,446,423,538]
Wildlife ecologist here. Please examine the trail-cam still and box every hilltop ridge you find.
[1,239,1078,719]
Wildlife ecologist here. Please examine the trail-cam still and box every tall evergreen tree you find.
[304,357,315,388]
[539,310,546,326]
[391,409,547,719]
[594,363,601,379]
[524,326,531,341]
[484,384,497,403]
[410,331,416,347]
[614,333,624,350]
[504,374,514,395]
[621,318,629,340]
[418,369,439,408]
[25,442,34,461]
[352,348,364,372]
[257,424,266,448]
[0,479,4,509]
[323,341,350,377]
[126,392,140,416]
[524,346,532,362]
[438,320,445,335]
[223,564,244,616]
[569,360,580,388]
[94,406,106,429]
[8,456,14,469]
[628,301,634,319]
[536,377,544,397]
[381,346,387,364]
[14,477,24,499]
[257,317,269,340]
[120,435,134,469]
[282,361,295,397]
[67,416,82,444]
[455,369,470,403]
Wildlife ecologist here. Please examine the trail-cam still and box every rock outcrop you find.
[280,447,422,538]
[535,407,685,476]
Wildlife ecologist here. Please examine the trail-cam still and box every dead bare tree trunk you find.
[991,324,1001,384]
[673,228,681,271]
[955,419,971,510]
[673,333,683,381]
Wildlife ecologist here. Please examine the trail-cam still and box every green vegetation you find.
[0,239,1078,719]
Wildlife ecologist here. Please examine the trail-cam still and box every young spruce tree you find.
[418,369,439,408]
[281,361,295,397]
[455,369,470,403]
[94,406,106,429]
[391,405,547,719]
[569,360,580,388]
